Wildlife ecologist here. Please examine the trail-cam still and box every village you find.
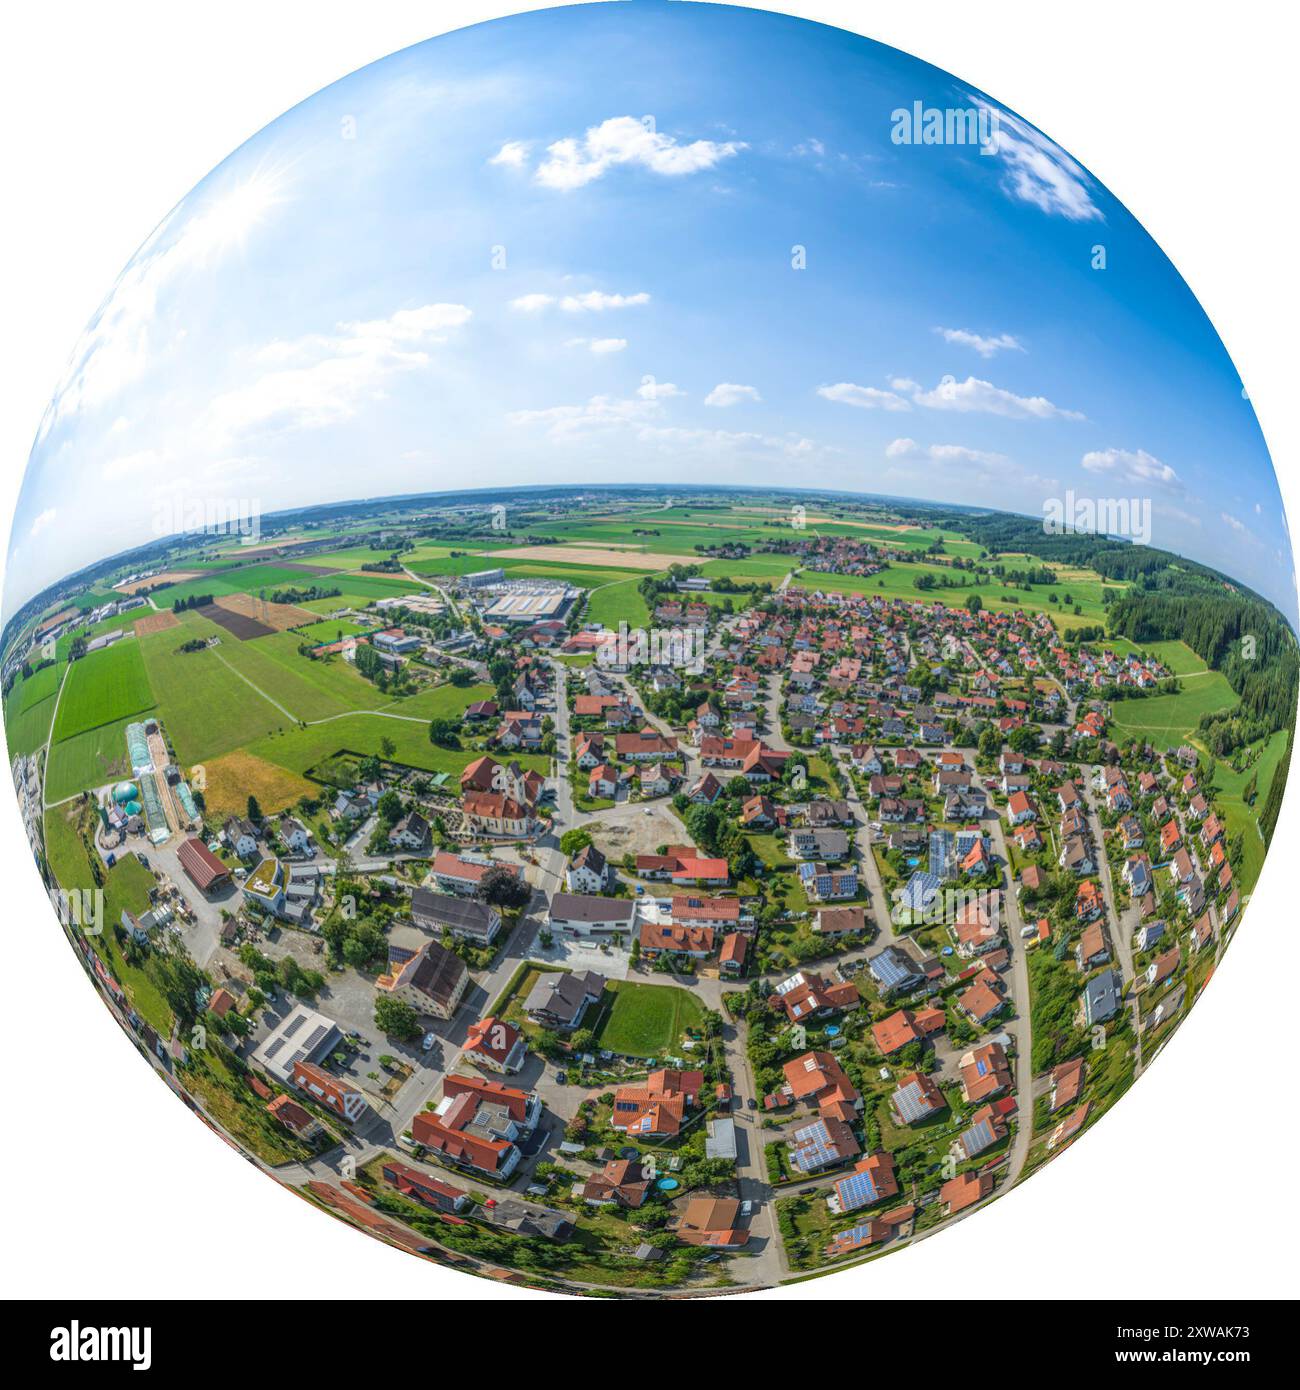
[4,500,1253,1296]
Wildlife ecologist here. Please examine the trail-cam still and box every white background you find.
[1,0,1296,1303]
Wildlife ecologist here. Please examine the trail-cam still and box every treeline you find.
[171,593,214,612]
[1259,735,1292,846]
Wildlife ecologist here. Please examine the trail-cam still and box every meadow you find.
[44,714,145,801]
[1107,671,1240,746]
[590,981,706,1058]
[51,639,155,743]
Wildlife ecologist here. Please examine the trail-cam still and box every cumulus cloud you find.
[910,374,1084,420]
[705,382,762,407]
[204,302,471,439]
[636,378,683,401]
[885,438,1008,466]
[512,290,650,315]
[972,98,1102,221]
[816,382,912,411]
[489,140,530,168]
[530,115,745,190]
[936,327,1024,358]
[1081,446,1181,488]
[1221,511,1248,534]
[30,508,57,538]
[509,293,555,313]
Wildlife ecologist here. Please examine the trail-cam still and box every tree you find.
[380,736,397,760]
[559,826,594,857]
[374,996,421,1041]
[428,718,461,748]
[478,865,532,911]
[966,593,983,613]
[247,795,262,824]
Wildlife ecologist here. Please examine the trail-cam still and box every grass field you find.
[796,560,1123,627]
[3,691,58,758]
[1208,728,1290,893]
[216,628,380,721]
[1107,672,1240,746]
[10,661,63,712]
[51,640,155,743]
[138,616,290,766]
[290,618,374,644]
[44,714,141,801]
[155,563,336,606]
[378,681,496,720]
[43,798,172,1032]
[591,980,706,1058]
[246,715,550,781]
[197,749,318,819]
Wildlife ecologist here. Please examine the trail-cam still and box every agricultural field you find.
[195,749,318,820]
[245,714,549,782]
[215,629,382,721]
[51,640,155,743]
[3,690,58,758]
[137,617,291,766]
[153,563,332,606]
[44,715,141,802]
[590,980,706,1058]
[42,798,172,1032]
[797,559,1122,626]
[378,680,496,720]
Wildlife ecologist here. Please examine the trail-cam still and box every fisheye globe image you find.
[3,2,1296,1298]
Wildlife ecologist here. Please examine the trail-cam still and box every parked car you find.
[421,1032,437,1052]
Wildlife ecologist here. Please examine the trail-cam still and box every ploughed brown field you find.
[132,610,181,637]
[211,592,318,634]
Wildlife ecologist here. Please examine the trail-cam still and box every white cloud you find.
[705,382,762,408]
[489,140,530,169]
[885,438,1008,466]
[637,378,683,401]
[817,382,912,411]
[936,327,1024,358]
[101,449,166,482]
[509,293,556,313]
[1081,446,1181,488]
[972,99,1102,222]
[39,168,287,440]
[560,290,650,313]
[30,508,57,538]
[1221,511,1248,534]
[205,302,471,440]
[910,374,1084,420]
[531,115,745,191]
[566,337,627,354]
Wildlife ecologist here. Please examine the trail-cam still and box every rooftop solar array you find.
[832,1169,881,1212]
[960,1118,997,1158]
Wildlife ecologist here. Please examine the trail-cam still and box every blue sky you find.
[6,1,1294,621]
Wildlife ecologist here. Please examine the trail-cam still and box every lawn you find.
[51,639,155,742]
[590,980,706,1058]
[288,618,375,644]
[379,681,496,720]
[584,578,653,630]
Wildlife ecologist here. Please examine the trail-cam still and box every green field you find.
[44,714,143,801]
[1107,672,1240,746]
[590,980,706,1058]
[9,660,63,712]
[51,640,155,743]
[216,628,381,721]
[155,563,335,606]
[246,715,550,781]
[796,559,1123,627]
[289,618,374,644]
[138,616,290,766]
[379,681,496,720]
[3,692,58,758]
[1209,728,1290,893]
[43,798,172,1032]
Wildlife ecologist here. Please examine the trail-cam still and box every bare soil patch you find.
[213,592,317,632]
[484,544,692,570]
[133,610,181,637]
[115,570,203,594]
